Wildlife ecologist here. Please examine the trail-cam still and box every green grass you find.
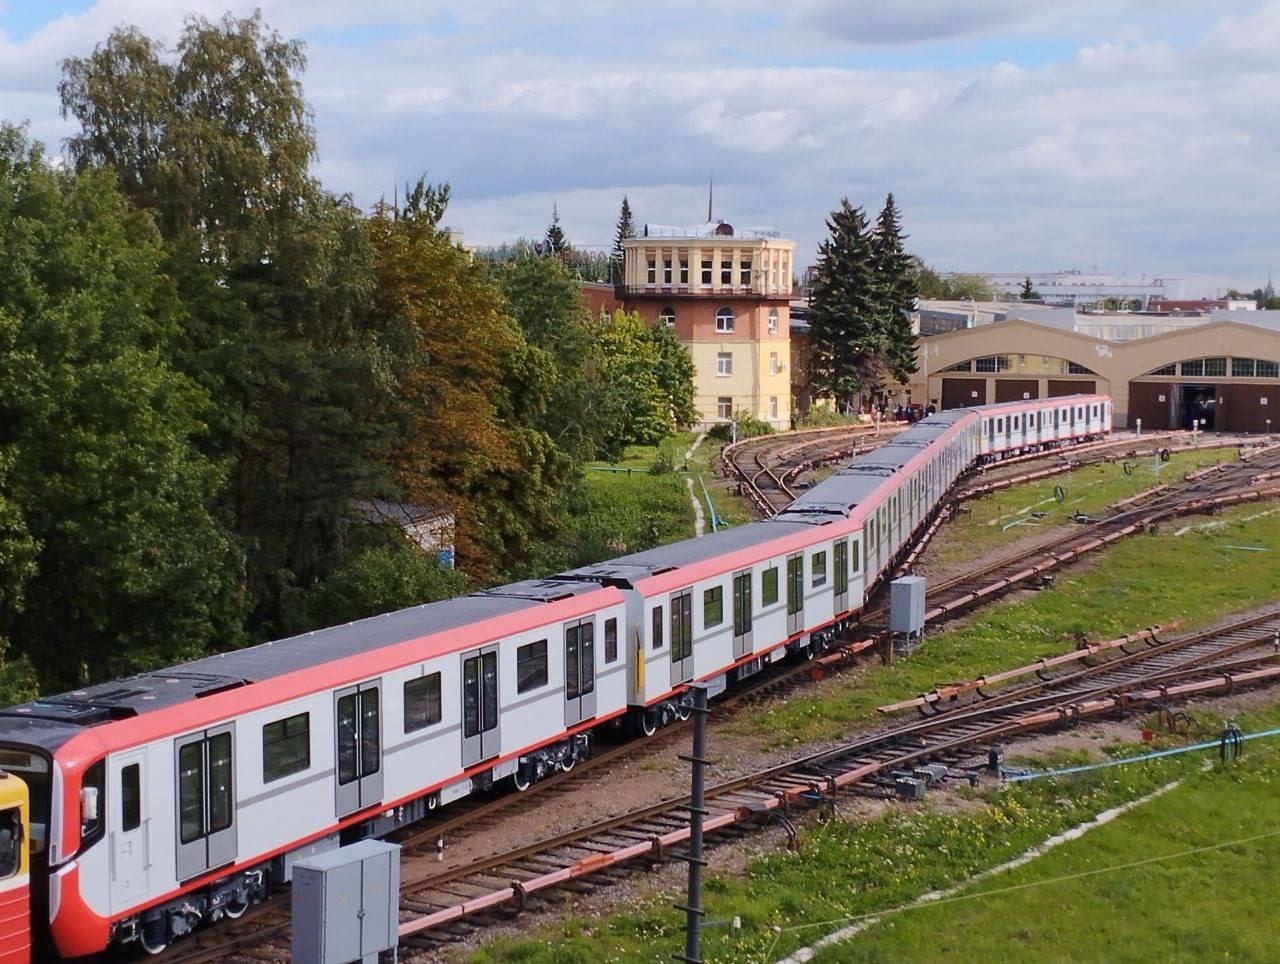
[736,498,1280,750]
[933,447,1239,567]
[815,708,1280,962]
[464,708,1280,964]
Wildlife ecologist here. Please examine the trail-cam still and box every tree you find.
[544,203,569,255]
[807,198,881,411]
[0,125,243,690]
[1019,276,1040,301]
[596,310,673,449]
[611,195,635,284]
[871,193,918,386]
[645,321,697,431]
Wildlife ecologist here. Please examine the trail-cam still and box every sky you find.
[2,1,1278,295]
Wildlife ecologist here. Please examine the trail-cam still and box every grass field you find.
[930,446,1240,567]
[736,498,1280,749]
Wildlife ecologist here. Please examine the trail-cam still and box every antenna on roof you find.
[707,175,713,223]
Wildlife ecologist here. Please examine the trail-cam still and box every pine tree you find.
[871,193,919,387]
[544,203,569,255]
[807,198,881,412]
[611,195,635,284]
[1019,276,1039,301]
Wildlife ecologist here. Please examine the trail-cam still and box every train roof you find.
[0,578,610,744]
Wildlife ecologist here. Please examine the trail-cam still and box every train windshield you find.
[0,748,49,855]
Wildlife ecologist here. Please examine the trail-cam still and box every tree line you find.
[0,13,695,699]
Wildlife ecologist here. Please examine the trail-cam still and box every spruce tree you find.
[871,193,919,387]
[545,203,569,255]
[807,198,880,412]
[1019,276,1040,301]
[611,195,635,284]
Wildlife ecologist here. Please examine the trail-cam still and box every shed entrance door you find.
[335,680,383,818]
[732,569,753,658]
[786,553,804,635]
[669,590,694,685]
[174,724,236,881]
[461,646,500,767]
[833,539,849,614]
[109,748,149,909]
[564,619,597,726]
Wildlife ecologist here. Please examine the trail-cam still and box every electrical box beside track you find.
[292,838,400,963]
[889,575,926,643]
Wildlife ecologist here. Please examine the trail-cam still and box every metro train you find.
[0,394,1110,958]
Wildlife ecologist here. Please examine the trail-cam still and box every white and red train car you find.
[0,395,1109,957]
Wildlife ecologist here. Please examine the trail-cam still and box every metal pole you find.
[675,684,709,963]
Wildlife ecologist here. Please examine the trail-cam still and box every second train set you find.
[0,394,1111,957]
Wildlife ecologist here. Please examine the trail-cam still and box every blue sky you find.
[2,1,1278,293]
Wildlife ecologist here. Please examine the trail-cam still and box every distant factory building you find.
[354,500,456,568]
[618,218,795,428]
[949,270,1182,309]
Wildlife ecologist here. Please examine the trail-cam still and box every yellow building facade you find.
[621,223,795,427]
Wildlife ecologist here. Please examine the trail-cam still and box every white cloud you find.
[1,0,1277,292]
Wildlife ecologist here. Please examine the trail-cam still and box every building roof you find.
[633,222,788,242]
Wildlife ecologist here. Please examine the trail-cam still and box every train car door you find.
[461,647,500,768]
[174,724,236,881]
[564,618,596,726]
[786,553,804,634]
[732,568,753,657]
[335,680,383,818]
[109,748,149,909]
[833,539,849,613]
[669,590,694,685]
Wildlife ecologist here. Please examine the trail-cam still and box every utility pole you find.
[675,684,710,963]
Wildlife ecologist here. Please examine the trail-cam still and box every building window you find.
[942,360,973,372]
[740,260,751,286]
[701,260,713,285]
[262,712,310,783]
[1260,360,1280,378]
[812,551,827,587]
[516,639,549,693]
[717,352,733,376]
[1204,357,1227,377]
[1150,363,1176,376]
[646,259,656,284]
[762,566,779,605]
[403,673,443,732]
[715,307,735,332]
[1232,358,1255,377]
[703,586,723,627]
[1066,361,1093,375]
[769,351,779,375]
[604,617,618,663]
[768,307,778,334]
[770,396,778,419]
[721,260,732,285]
[1180,359,1204,377]
[659,306,676,328]
[975,355,1009,373]
[679,259,689,285]
[717,396,733,419]
[663,259,672,285]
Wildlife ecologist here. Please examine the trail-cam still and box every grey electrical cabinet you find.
[889,575,926,638]
[291,838,400,964]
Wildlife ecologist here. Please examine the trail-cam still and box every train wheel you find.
[512,768,532,792]
[140,929,168,956]
[674,702,691,722]
[427,793,439,811]
[223,896,250,920]
[559,755,576,773]
[640,712,657,737]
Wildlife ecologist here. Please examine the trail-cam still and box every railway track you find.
[157,444,1280,962]
[387,608,1280,954]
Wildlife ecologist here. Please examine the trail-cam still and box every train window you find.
[404,674,443,733]
[337,694,360,782]
[207,733,233,834]
[121,763,141,831]
[762,567,779,606]
[850,537,861,573]
[263,712,311,782]
[80,759,104,845]
[834,542,848,595]
[652,606,664,650]
[516,639,549,693]
[733,571,752,636]
[811,551,827,587]
[604,618,618,663]
[703,586,724,628]
[671,593,693,662]
[178,743,204,843]
[0,808,18,878]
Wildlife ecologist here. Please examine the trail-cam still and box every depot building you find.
[908,310,1280,432]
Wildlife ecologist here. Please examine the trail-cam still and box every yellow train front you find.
[0,772,29,964]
